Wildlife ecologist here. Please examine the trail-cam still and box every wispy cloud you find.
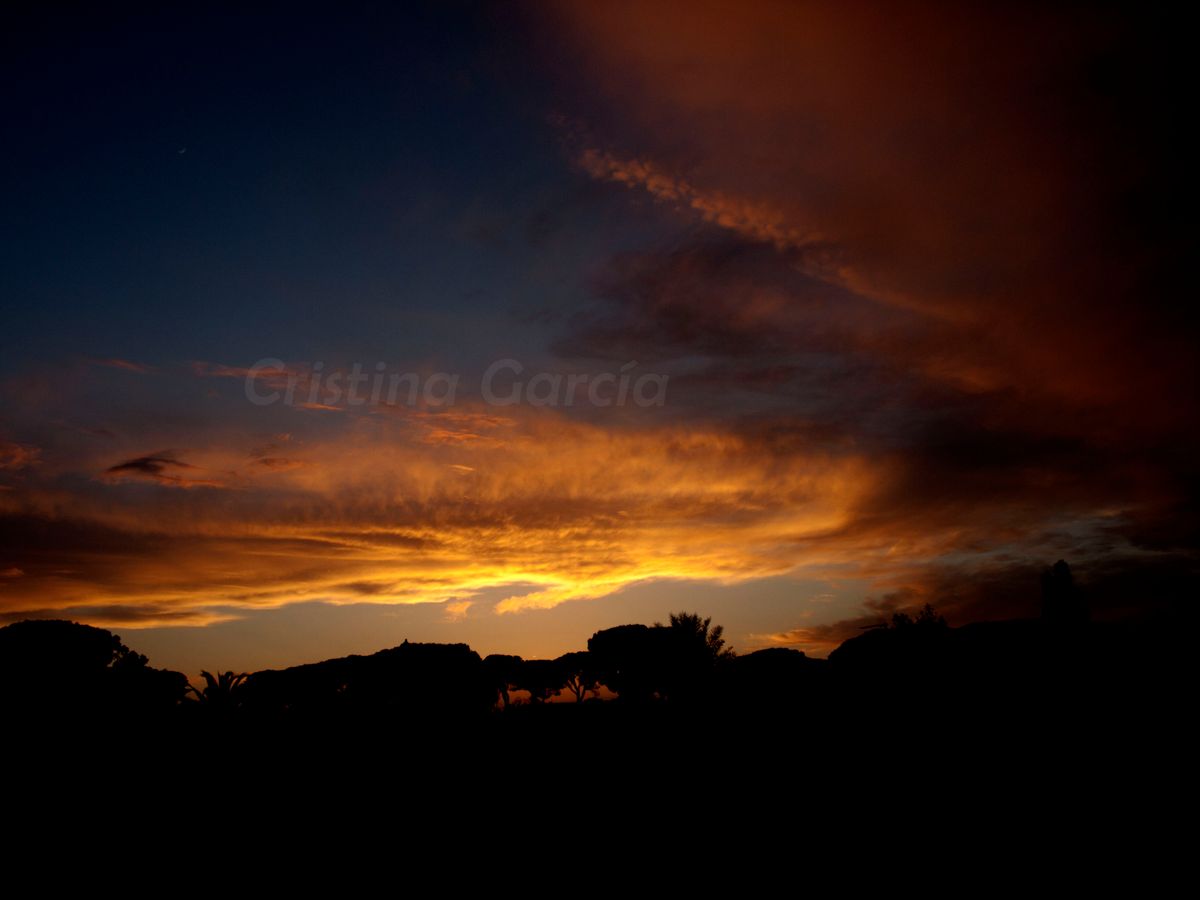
[579,148,825,253]
[0,440,40,471]
[91,358,154,374]
[102,453,228,489]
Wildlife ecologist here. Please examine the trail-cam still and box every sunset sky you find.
[2,2,1194,676]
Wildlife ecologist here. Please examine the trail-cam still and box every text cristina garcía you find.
[243,358,669,408]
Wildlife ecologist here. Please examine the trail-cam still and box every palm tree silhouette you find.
[188,670,248,710]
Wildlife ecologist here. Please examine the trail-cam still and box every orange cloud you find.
[0,440,40,471]
[4,386,1160,643]
[0,405,892,626]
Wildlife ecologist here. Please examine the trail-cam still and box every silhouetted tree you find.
[189,670,248,710]
[915,603,947,628]
[724,647,828,710]
[587,624,661,702]
[588,613,734,703]
[239,640,494,722]
[0,619,189,718]
[512,658,565,704]
[483,654,524,709]
[556,651,600,702]
[111,657,190,713]
[656,611,735,702]
[831,602,955,705]
[0,618,139,673]
[890,604,948,631]
[663,612,734,661]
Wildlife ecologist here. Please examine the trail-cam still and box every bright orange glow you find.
[0,405,886,626]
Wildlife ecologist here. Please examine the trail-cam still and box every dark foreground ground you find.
[2,596,1193,853]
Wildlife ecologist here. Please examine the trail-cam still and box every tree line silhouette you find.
[0,562,1190,747]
